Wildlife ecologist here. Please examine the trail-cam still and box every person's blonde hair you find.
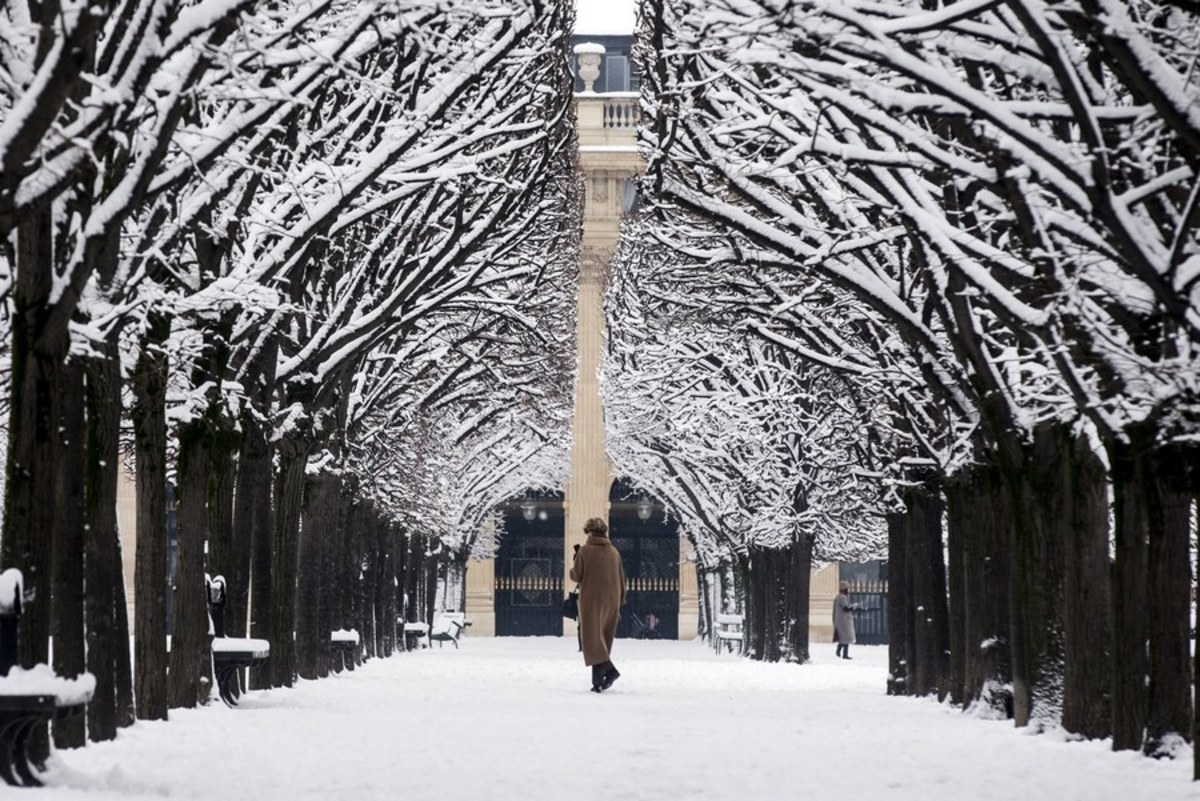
[583,517,608,536]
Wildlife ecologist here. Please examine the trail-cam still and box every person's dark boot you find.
[600,662,620,691]
[591,664,606,692]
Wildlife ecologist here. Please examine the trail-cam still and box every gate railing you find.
[494,576,564,592]
[847,580,888,645]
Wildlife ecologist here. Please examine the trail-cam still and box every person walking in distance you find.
[570,517,626,692]
[833,580,861,659]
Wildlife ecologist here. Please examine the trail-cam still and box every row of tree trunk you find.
[698,423,1195,767]
[5,333,451,748]
[891,424,1197,764]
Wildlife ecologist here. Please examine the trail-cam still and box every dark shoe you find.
[591,664,607,692]
[600,666,620,691]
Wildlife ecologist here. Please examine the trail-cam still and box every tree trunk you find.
[166,423,211,708]
[237,343,277,686]
[205,435,238,618]
[1060,432,1111,739]
[269,436,310,687]
[380,524,399,658]
[784,534,813,663]
[84,342,122,741]
[298,470,339,679]
[886,511,908,696]
[945,476,968,707]
[1143,444,1193,756]
[906,482,948,698]
[1109,437,1149,750]
[3,210,62,680]
[1194,493,1200,781]
[969,464,1012,716]
[52,360,87,748]
[112,536,136,728]
[745,549,765,660]
[132,314,170,721]
[1002,424,1067,729]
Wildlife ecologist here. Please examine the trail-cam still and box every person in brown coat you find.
[569,517,626,692]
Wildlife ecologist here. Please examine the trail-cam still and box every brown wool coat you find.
[569,533,626,666]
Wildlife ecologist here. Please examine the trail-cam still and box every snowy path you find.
[39,638,1197,800]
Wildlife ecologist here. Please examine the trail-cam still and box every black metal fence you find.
[848,580,888,645]
[495,514,564,637]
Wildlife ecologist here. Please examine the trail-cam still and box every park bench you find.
[207,575,270,707]
[428,612,470,649]
[330,629,359,671]
[402,620,430,651]
[713,613,745,655]
[0,568,93,787]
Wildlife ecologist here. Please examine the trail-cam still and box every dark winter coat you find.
[569,533,626,666]
[832,591,858,644]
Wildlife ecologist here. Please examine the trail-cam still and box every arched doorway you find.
[609,480,679,639]
[494,492,565,636]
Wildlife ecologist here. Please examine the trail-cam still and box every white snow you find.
[0,566,21,612]
[0,663,96,706]
[211,638,270,658]
[34,638,1195,799]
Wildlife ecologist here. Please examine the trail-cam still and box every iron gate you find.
[495,514,564,637]
[848,582,888,645]
[611,523,679,639]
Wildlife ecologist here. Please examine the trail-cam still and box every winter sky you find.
[576,0,637,34]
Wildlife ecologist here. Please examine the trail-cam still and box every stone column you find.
[563,246,614,636]
[678,538,700,640]
[464,519,497,635]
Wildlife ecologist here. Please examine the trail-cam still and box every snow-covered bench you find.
[403,620,430,650]
[330,629,359,671]
[207,575,270,707]
[429,612,470,649]
[0,568,94,787]
[713,613,745,655]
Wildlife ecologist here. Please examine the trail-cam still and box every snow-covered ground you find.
[38,638,1198,800]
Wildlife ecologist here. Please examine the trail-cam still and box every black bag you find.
[562,588,579,620]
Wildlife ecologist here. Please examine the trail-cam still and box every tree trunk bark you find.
[112,535,136,728]
[205,435,238,619]
[3,210,62,681]
[269,436,310,687]
[971,464,1012,716]
[785,534,813,663]
[906,482,948,698]
[380,524,399,658]
[1061,432,1111,739]
[886,511,908,696]
[1143,444,1193,755]
[1002,424,1067,729]
[52,359,87,748]
[132,315,170,721]
[945,476,969,707]
[167,423,211,708]
[297,470,338,679]
[84,342,122,741]
[1109,436,1149,750]
[238,342,276,685]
